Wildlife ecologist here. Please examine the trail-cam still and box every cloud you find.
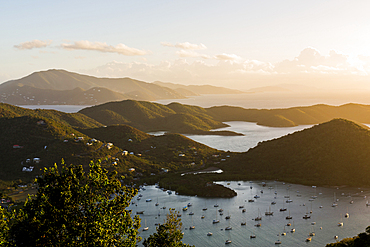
[275,47,367,75]
[14,40,52,50]
[176,50,210,59]
[161,42,207,50]
[214,53,242,61]
[61,40,148,56]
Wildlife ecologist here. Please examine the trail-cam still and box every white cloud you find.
[14,40,52,50]
[161,42,207,50]
[61,40,148,56]
[176,50,210,59]
[214,53,242,61]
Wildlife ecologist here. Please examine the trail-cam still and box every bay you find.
[131,182,370,247]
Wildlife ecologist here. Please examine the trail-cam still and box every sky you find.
[2,0,370,90]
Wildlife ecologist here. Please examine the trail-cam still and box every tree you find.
[143,210,193,247]
[9,160,140,246]
[0,206,13,246]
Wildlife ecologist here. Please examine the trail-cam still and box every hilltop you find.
[220,119,370,187]
[0,69,186,104]
[79,100,242,136]
[206,103,370,127]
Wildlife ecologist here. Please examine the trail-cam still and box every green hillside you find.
[206,103,370,127]
[79,100,233,135]
[0,103,102,129]
[221,118,370,186]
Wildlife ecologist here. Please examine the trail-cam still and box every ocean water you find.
[131,183,370,247]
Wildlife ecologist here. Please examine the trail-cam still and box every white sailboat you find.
[143,219,149,231]
[332,192,338,207]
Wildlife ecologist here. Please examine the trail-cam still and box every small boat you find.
[218,208,224,212]
[136,211,144,214]
[207,232,212,236]
[155,202,159,206]
[265,206,273,216]
[254,223,261,227]
[143,219,149,231]
[189,225,195,230]
[241,222,246,225]
[254,195,260,199]
[286,222,291,226]
[250,235,256,238]
[242,208,246,213]
[225,240,232,244]
[338,222,343,226]
[305,237,312,242]
[334,236,338,239]
[182,206,188,211]
[177,214,182,217]
[213,219,220,224]
[225,226,232,230]
[303,214,311,219]
[203,207,207,211]
[275,240,282,244]
[286,199,293,203]
[311,222,316,225]
[146,199,152,202]
[286,210,292,220]
[214,204,219,207]
[201,215,205,219]
[225,215,231,220]
[239,205,244,208]
[248,199,255,202]
[345,213,349,218]
[187,203,192,207]
[271,201,276,205]
[189,212,194,215]
[366,201,370,206]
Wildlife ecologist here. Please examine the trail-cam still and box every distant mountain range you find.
[0,69,245,105]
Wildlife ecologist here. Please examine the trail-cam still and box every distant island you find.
[0,69,244,105]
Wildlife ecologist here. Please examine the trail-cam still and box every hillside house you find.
[13,145,23,149]
[128,168,135,172]
[106,143,113,149]
[33,158,41,164]
[37,120,46,125]
[122,151,128,155]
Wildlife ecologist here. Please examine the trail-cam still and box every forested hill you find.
[206,103,370,127]
[79,100,241,136]
[221,119,370,187]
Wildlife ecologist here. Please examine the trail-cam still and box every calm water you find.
[130,182,370,247]
[18,105,90,113]
[150,122,313,152]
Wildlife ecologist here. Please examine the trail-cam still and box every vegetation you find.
[206,103,370,127]
[326,226,370,247]
[4,160,140,246]
[79,100,235,135]
[143,210,193,247]
[220,119,370,187]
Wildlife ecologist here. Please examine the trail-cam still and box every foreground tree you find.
[143,210,193,247]
[9,160,140,246]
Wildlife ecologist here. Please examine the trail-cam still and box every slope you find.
[222,119,370,186]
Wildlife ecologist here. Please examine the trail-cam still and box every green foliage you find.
[222,119,370,187]
[79,100,229,134]
[8,160,140,246]
[143,210,193,247]
[0,206,13,246]
[326,226,370,247]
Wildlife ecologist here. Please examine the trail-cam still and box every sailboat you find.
[280,199,287,211]
[203,202,207,211]
[213,209,220,224]
[332,192,338,207]
[290,221,295,233]
[207,232,212,236]
[366,200,370,206]
[281,226,286,236]
[143,219,149,231]
[189,216,195,230]
[303,206,311,219]
[265,206,273,216]
[309,226,315,236]
[254,208,262,221]
[345,207,350,218]
[155,197,159,206]
[338,214,343,227]
[286,210,292,220]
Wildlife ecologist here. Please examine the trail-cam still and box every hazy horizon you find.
[2,1,370,92]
